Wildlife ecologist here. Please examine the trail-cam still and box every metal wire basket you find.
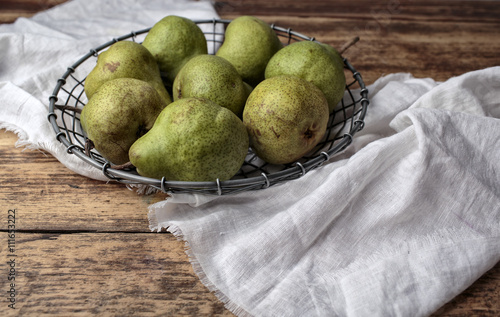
[47,18,369,196]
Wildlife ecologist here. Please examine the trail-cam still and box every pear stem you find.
[110,161,134,170]
[339,36,360,55]
[55,104,82,114]
[84,139,94,156]
[84,138,134,170]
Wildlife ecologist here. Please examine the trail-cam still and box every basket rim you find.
[47,18,369,195]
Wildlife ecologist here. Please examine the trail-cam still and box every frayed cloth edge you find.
[163,221,254,317]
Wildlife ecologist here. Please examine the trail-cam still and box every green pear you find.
[80,78,167,165]
[142,15,208,84]
[243,75,329,165]
[172,55,252,117]
[265,41,346,113]
[84,40,172,106]
[129,98,249,181]
[216,16,283,87]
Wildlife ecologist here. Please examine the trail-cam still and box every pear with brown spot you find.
[84,41,172,106]
[80,78,167,165]
[243,75,329,165]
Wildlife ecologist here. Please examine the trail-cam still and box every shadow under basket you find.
[47,19,370,196]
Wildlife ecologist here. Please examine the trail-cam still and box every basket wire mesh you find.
[47,19,369,196]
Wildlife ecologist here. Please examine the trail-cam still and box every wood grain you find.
[1,0,499,315]
[215,0,500,85]
[0,232,232,316]
[0,132,169,233]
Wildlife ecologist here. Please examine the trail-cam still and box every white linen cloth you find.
[1,1,499,316]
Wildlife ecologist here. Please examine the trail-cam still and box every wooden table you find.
[1,0,499,315]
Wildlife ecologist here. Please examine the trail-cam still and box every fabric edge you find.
[166,221,255,317]
[1,122,29,145]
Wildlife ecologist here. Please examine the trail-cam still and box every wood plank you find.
[0,130,169,232]
[214,0,500,22]
[0,232,233,316]
[215,0,500,84]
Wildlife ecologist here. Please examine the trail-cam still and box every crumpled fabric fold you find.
[149,68,500,317]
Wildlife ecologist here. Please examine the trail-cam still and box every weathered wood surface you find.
[0,132,169,233]
[1,0,499,315]
[0,131,232,316]
[215,0,500,84]
[1,230,231,316]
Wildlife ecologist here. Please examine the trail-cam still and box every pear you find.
[129,98,249,181]
[142,15,208,84]
[243,75,329,165]
[80,78,167,165]
[172,54,252,117]
[84,40,172,106]
[265,41,346,113]
[216,15,283,87]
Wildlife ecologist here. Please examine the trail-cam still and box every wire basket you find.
[47,19,369,196]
